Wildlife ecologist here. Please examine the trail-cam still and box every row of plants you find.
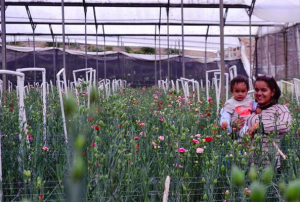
[0,85,300,201]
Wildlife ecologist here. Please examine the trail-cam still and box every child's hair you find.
[230,75,249,92]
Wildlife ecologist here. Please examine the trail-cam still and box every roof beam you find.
[223,8,229,24]
[25,5,37,31]
[93,6,98,33]
[247,0,256,17]
[5,2,250,9]
[5,21,284,27]
[49,24,55,41]
[5,33,253,37]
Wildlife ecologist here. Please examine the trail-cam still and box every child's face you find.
[232,82,248,101]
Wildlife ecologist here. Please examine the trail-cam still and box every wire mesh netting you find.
[255,24,300,80]
[0,48,247,87]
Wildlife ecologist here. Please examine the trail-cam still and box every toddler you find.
[220,75,258,133]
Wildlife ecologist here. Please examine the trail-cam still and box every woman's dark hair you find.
[255,75,281,103]
[230,75,249,92]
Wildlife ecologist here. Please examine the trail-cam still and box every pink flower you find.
[158,136,164,141]
[173,163,183,169]
[178,147,186,153]
[195,134,201,138]
[245,188,251,195]
[168,104,172,108]
[42,146,49,152]
[27,134,34,141]
[92,142,96,147]
[134,136,139,140]
[139,122,145,127]
[152,141,157,149]
[225,190,229,195]
[196,148,204,153]
[159,117,164,122]
[192,139,200,144]
[139,131,146,136]
[153,94,158,99]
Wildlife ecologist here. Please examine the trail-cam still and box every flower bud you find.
[248,165,257,182]
[261,166,274,185]
[250,182,265,202]
[231,166,244,187]
[285,180,300,202]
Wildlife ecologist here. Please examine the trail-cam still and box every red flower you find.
[134,136,139,140]
[82,151,87,157]
[205,137,213,142]
[92,142,96,147]
[27,134,34,141]
[118,125,122,129]
[94,126,100,130]
[39,194,43,201]
[135,144,140,149]
[206,112,211,117]
[295,107,299,111]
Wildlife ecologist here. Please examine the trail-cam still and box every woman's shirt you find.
[246,104,292,134]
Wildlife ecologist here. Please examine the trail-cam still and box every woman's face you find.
[254,81,275,107]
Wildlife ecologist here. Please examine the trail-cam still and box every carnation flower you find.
[192,139,200,144]
[196,148,204,153]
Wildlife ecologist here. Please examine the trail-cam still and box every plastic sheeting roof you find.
[2,0,300,51]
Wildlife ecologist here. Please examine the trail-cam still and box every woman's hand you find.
[248,123,259,137]
[232,117,245,130]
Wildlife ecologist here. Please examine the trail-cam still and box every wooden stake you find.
[273,142,287,160]
[163,176,171,202]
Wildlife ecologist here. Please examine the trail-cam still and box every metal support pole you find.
[255,37,258,76]
[33,31,36,82]
[84,7,87,69]
[1,0,7,95]
[283,31,288,79]
[102,25,106,80]
[181,0,185,77]
[167,2,170,81]
[158,7,162,80]
[62,0,67,81]
[155,26,157,85]
[53,37,56,83]
[249,15,252,78]
[219,0,226,100]
[96,32,99,82]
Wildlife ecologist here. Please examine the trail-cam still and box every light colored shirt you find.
[224,96,254,123]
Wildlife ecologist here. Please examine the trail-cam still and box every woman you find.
[246,75,291,135]
[235,75,292,167]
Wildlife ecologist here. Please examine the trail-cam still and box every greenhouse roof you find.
[1,0,300,51]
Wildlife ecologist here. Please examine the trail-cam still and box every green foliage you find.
[125,46,132,53]
[133,50,144,54]
[165,48,180,54]
[105,46,113,51]
[88,45,103,52]
[140,47,155,54]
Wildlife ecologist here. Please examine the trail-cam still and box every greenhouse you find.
[0,0,300,201]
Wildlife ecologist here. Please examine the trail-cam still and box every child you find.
[220,75,258,134]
